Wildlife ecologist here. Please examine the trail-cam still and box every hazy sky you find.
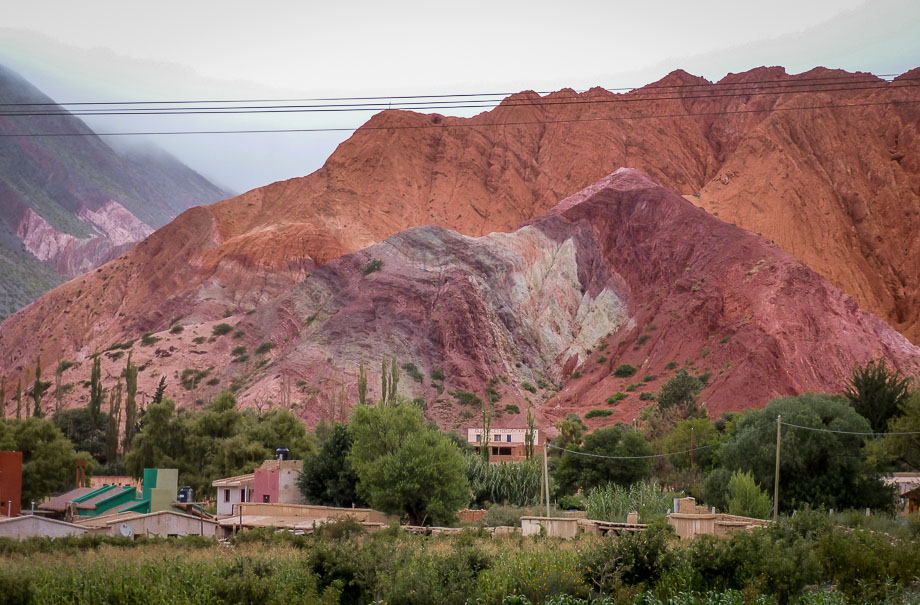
[2,0,918,194]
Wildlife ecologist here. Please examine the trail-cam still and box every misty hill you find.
[0,62,230,319]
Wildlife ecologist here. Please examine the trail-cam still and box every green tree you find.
[89,355,103,421]
[552,413,587,453]
[0,417,95,507]
[525,405,536,460]
[125,398,189,480]
[845,358,912,433]
[14,379,22,419]
[657,370,704,416]
[30,358,50,418]
[357,361,368,406]
[718,393,894,513]
[349,400,468,524]
[52,407,108,462]
[298,423,363,507]
[152,376,167,404]
[245,407,316,460]
[726,470,772,519]
[106,380,123,463]
[655,417,718,472]
[554,424,653,495]
[480,397,492,463]
[867,391,920,471]
[379,355,399,406]
[122,352,139,453]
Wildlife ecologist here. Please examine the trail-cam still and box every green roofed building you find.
[61,468,179,519]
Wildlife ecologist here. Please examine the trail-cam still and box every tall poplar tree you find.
[15,379,22,419]
[106,380,123,462]
[31,357,49,418]
[89,355,103,421]
[122,352,138,453]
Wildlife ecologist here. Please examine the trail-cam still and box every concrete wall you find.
[90,476,141,490]
[238,502,396,525]
[95,512,218,539]
[668,513,770,540]
[520,517,579,539]
[0,452,22,517]
[0,516,87,539]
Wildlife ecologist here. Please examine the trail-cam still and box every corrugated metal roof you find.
[76,486,134,510]
[38,487,94,513]
[212,473,255,487]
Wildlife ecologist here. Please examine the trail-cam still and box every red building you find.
[0,451,23,517]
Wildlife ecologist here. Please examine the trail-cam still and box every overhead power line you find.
[0,72,904,107]
[1,98,916,138]
[545,442,716,460]
[1,79,917,117]
[779,420,920,437]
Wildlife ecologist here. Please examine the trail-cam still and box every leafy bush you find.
[597,355,608,363]
[481,505,528,527]
[451,390,483,407]
[504,404,521,415]
[212,323,233,336]
[607,393,627,405]
[585,409,613,419]
[638,392,655,401]
[363,259,383,275]
[665,361,678,370]
[430,368,445,381]
[231,346,247,357]
[522,382,537,393]
[580,522,676,592]
[402,363,424,383]
[726,470,772,519]
[140,332,160,346]
[255,341,274,355]
[169,325,184,334]
[181,367,211,390]
[192,336,206,345]
[637,334,650,345]
[232,330,245,339]
[614,364,637,378]
[570,370,581,379]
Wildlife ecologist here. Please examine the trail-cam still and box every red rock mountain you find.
[0,63,230,320]
[1,66,918,426]
[4,170,918,431]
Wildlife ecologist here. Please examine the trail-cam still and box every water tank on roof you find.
[178,486,194,503]
[275,448,290,461]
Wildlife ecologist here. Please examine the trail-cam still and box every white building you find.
[212,473,255,518]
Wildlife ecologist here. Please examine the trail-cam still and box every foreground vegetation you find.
[2,512,920,604]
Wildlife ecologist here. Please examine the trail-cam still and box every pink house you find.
[252,459,303,505]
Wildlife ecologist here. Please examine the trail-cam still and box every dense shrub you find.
[614,364,637,378]
[585,409,613,419]
[212,323,233,336]
[255,341,275,355]
[363,259,383,275]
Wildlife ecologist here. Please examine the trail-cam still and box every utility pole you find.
[690,426,694,473]
[773,414,782,523]
[543,450,550,518]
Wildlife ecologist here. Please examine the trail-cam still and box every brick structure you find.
[0,451,22,517]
